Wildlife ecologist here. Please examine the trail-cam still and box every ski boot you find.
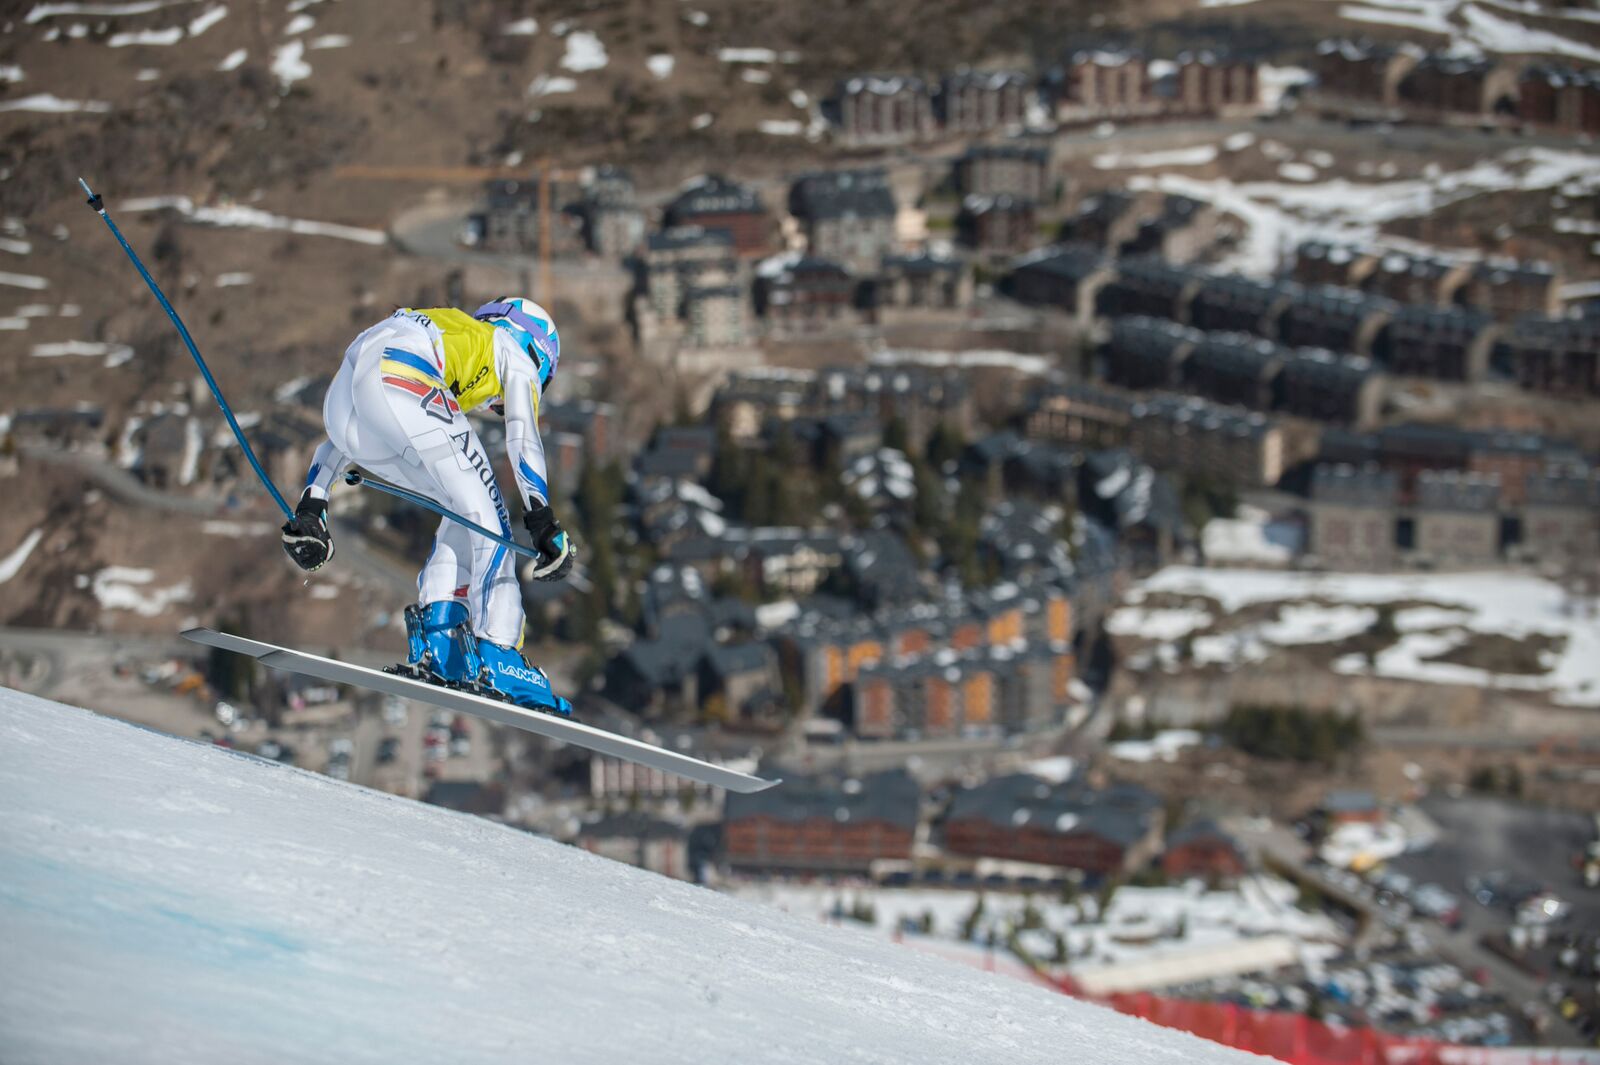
[390,601,474,685]
[474,641,574,716]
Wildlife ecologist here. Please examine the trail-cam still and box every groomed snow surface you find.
[0,689,1268,1065]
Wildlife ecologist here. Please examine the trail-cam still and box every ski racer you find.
[279,299,576,715]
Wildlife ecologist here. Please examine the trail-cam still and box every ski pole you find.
[342,470,541,561]
[77,177,292,519]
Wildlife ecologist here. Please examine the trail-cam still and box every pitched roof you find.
[725,768,922,829]
[946,773,1161,847]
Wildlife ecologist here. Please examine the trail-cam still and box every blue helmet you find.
[473,296,560,390]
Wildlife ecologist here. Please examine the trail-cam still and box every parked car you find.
[1411,883,1462,928]
[377,737,401,765]
[1517,893,1570,927]
[382,697,409,727]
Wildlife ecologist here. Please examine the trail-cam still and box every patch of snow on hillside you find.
[0,237,30,255]
[1278,162,1319,182]
[108,26,183,45]
[1109,729,1204,763]
[691,111,714,129]
[1106,606,1214,641]
[1094,144,1218,169]
[25,0,181,20]
[188,4,226,36]
[0,529,44,584]
[0,94,110,114]
[271,40,310,85]
[1138,566,1600,705]
[0,689,1271,1065]
[217,48,246,70]
[1143,146,1598,275]
[0,271,49,289]
[560,30,607,71]
[284,12,315,34]
[310,34,349,49]
[32,340,134,366]
[529,75,577,96]
[1460,2,1600,59]
[759,119,803,135]
[504,17,537,34]
[120,196,385,246]
[1339,0,1456,36]
[0,65,23,82]
[214,272,253,287]
[647,53,674,78]
[719,47,776,62]
[1260,604,1378,645]
[89,566,191,615]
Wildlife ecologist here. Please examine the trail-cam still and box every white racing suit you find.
[302,309,550,648]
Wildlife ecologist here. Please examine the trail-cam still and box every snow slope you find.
[0,688,1271,1065]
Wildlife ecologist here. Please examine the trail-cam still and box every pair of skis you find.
[185,629,779,794]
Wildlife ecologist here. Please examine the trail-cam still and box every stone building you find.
[1276,349,1386,426]
[683,284,747,348]
[828,74,937,146]
[1499,315,1600,396]
[1293,241,1374,289]
[1007,243,1114,320]
[631,227,739,344]
[1313,39,1420,110]
[938,69,1030,132]
[789,169,899,275]
[1023,381,1136,450]
[1174,52,1261,116]
[1520,467,1600,564]
[1362,251,1472,307]
[955,144,1051,202]
[755,257,861,336]
[471,176,582,254]
[723,769,921,875]
[1049,51,1154,120]
[1279,286,1397,356]
[1309,464,1398,569]
[1185,332,1286,410]
[1094,257,1202,322]
[870,252,973,317]
[1399,55,1518,118]
[1461,258,1563,319]
[943,774,1165,878]
[663,174,771,258]
[1130,396,1290,488]
[1413,471,1501,565]
[579,165,645,257]
[958,194,1037,255]
[1103,316,1201,391]
[1379,305,1498,382]
[1189,275,1298,337]
[1518,65,1600,134]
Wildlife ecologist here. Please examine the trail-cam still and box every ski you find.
[182,628,780,794]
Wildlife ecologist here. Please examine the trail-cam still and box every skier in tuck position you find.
[278,299,577,715]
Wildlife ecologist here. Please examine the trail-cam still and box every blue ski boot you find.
[393,601,475,684]
[475,641,574,716]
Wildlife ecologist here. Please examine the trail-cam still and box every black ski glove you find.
[281,491,334,572]
[523,501,575,582]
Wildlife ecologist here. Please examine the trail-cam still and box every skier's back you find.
[280,299,577,714]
